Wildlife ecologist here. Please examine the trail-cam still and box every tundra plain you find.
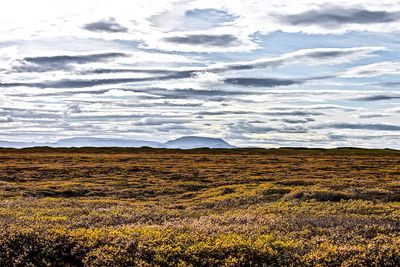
[0,147,399,266]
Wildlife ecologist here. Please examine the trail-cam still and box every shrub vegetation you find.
[0,147,399,266]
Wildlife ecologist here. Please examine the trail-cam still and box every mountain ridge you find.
[165,136,234,149]
[0,136,235,149]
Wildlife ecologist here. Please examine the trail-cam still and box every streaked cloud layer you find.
[0,0,399,148]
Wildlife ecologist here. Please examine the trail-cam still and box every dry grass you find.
[0,147,399,266]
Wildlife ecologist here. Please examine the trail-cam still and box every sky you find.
[0,0,400,148]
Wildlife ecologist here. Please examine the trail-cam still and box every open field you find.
[0,147,399,266]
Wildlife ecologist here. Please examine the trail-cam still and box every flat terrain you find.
[0,148,399,266]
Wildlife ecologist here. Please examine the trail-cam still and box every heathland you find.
[0,147,399,266]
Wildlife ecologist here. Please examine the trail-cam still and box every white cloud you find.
[1,1,399,52]
[341,61,400,77]
[217,0,400,35]
[0,0,400,148]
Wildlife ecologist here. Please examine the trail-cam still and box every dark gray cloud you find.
[196,111,251,116]
[64,104,82,117]
[352,94,400,101]
[67,104,82,114]
[195,110,323,117]
[5,47,369,91]
[263,111,324,116]
[328,134,348,141]
[81,68,328,89]
[282,118,315,124]
[155,88,247,101]
[0,71,193,88]
[13,52,126,72]
[0,107,62,120]
[281,6,400,27]
[224,77,302,87]
[269,105,356,111]
[83,18,128,33]
[164,34,238,46]
[70,114,149,121]
[358,113,390,119]
[6,86,254,102]
[81,68,177,75]
[125,88,252,99]
[0,79,147,88]
[230,121,309,134]
[119,101,204,108]
[23,53,125,65]
[329,133,400,141]
[149,88,256,100]
[0,116,14,123]
[379,81,400,87]
[208,47,382,73]
[314,122,400,131]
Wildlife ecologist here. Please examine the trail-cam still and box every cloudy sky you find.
[1,0,400,148]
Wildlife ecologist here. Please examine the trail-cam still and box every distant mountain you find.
[165,136,235,149]
[0,136,235,149]
[0,141,39,148]
[52,137,163,148]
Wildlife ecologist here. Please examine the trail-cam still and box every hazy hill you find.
[0,136,235,149]
[165,136,235,149]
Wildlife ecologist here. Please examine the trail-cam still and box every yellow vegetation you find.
[0,147,399,266]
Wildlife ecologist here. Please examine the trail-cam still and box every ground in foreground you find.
[0,147,399,266]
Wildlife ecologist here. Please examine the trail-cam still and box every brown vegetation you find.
[0,147,399,266]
